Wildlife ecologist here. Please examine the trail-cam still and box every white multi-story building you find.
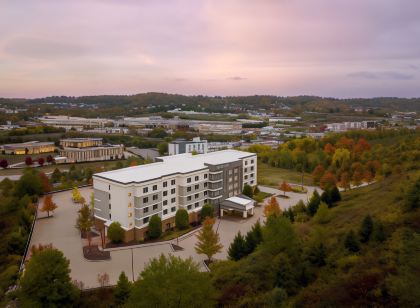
[326,121,376,132]
[168,137,208,155]
[92,150,257,242]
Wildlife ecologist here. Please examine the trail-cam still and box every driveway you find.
[29,184,317,287]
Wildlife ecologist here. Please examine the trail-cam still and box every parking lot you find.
[29,185,315,287]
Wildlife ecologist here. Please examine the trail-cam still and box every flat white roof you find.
[94,150,255,184]
[225,196,253,206]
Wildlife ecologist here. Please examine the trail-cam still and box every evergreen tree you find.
[307,243,327,266]
[373,221,386,243]
[114,271,131,306]
[200,203,214,221]
[148,215,162,239]
[330,185,341,203]
[228,232,247,261]
[313,202,330,224]
[245,220,263,254]
[242,184,253,198]
[359,215,373,243]
[108,222,125,243]
[320,190,332,207]
[175,209,189,230]
[344,230,360,252]
[307,190,321,216]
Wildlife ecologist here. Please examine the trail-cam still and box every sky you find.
[0,0,420,98]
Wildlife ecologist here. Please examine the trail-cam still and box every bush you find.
[175,209,189,230]
[108,222,125,243]
[200,203,214,220]
[148,215,162,239]
[242,184,253,198]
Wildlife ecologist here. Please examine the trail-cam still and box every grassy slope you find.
[257,161,313,187]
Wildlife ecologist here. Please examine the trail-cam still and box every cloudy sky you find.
[1,0,420,98]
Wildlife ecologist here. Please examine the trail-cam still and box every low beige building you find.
[1,141,55,155]
[59,138,124,163]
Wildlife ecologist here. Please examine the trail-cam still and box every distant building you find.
[198,123,242,135]
[326,121,376,132]
[268,117,301,123]
[1,141,55,155]
[59,138,124,163]
[38,115,113,131]
[168,137,208,155]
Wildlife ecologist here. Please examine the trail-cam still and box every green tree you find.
[245,220,263,254]
[114,271,131,306]
[307,190,321,216]
[404,177,420,211]
[344,230,360,252]
[127,254,215,308]
[242,184,253,198]
[14,169,43,197]
[307,242,327,266]
[195,217,223,262]
[262,216,298,256]
[175,208,189,230]
[313,202,330,224]
[200,203,214,221]
[373,221,386,243]
[75,204,94,245]
[228,232,247,261]
[148,215,162,239]
[359,215,373,243]
[19,248,78,307]
[157,142,168,155]
[108,222,125,243]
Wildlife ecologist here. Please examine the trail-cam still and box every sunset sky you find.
[1,0,419,98]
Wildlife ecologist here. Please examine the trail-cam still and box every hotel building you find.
[92,150,257,242]
[59,138,124,163]
[168,137,208,155]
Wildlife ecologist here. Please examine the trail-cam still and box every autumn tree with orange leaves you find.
[312,165,325,185]
[41,195,57,217]
[279,181,292,197]
[319,171,337,190]
[264,197,282,217]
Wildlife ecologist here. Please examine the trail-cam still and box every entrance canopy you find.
[221,195,255,218]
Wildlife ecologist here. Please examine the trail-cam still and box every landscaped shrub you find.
[242,184,253,198]
[175,209,189,230]
[107,222,125,243]
[200,203,214,221]
[148,215,162,239]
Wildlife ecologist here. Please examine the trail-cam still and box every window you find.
[195,202,199,208]
[143,197,148,203]
[143,217,149,224]
[108,185,110,190]
[109,193,111,200]
[187,196,192,201]
[229,170,233,175]
[128,202,132,207]
[143,207,149,213]
[171,188,176,194]
[187,205,192,210]
[143,187,148,194]
[163,181,168,187]
[153,194,158,200]
[250,180,254,185]
[163,200,168,206]
[109,203,111,209]
[250,173,254,178]
[171,206,176,212]
[195,176,199,181]
[163,191,168,196]
[153,185,158,191]
[251,166,254,171]
[128,212,132,217]
[171,179,175,185]
[195,184,199,190]
[244,168,248,172]
[171,197,176,203]
[153,204,158,210]
[163,209,168,215]
[187,187,191,192]
[109,213,111,219]
[244,175,248,180]
[187,177,191,183]
[245,161,248,165]
[195,193,199,199]
[251,159,254,164]
[128,192,131,197]
[204,174,208,179]
[204,191,208,196]
[204,182,207,187]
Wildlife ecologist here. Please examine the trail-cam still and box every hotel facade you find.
[92,150,257,241]
[59,138,124,163]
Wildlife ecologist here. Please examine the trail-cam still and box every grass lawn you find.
[253,191,272,203]
[257,161,313,187]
